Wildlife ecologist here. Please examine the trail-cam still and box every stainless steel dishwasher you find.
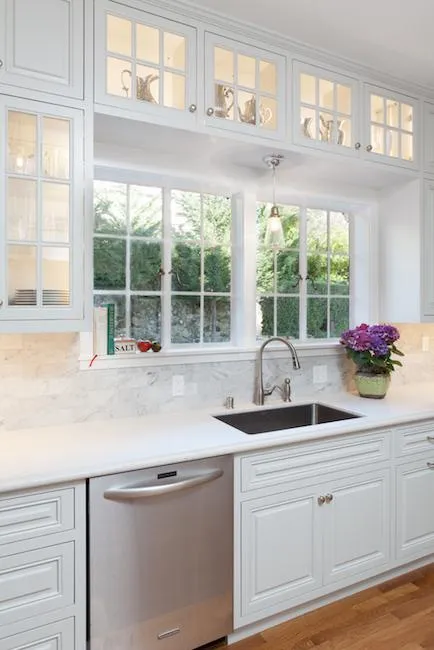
[88,455,233,650]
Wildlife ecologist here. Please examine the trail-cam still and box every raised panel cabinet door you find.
[363,84,419,169]
[239,486,322,622]
[293,61,360,155]
[0,617,74,649]
[204,32,285,140]
[323,469,391,586]
[0,96,86,330]
[94,0,197,127]
[424,102,434,174]
[422,181,434,319]
[0,0,84,99]
[396,458,434,561]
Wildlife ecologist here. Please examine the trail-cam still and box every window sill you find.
[79,340,343,370]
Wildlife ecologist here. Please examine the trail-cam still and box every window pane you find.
[204,296,231,343]
[237,54,256,89]
[300,106,316,140]
[330,297,349,337]
[401,104,413,132]
[94,181,127,234]
[257,296,274,338]
[307,209,328,252]
[130,241,162,291]
[107,14,131,56]
[259,97,277,130]
[214,47,234,83]
[259,61,276,95]
[171,296,200,343]
[330,256,349,295]
[204,246,231,292]
[171,243,201,291]
[401,133,413,161]
[371,95,384,123]
[307,254,328,294]
[42,117,70,179]
[281,206,300,248]
[107,58,132,98]
[329,211,349,255]
[94,238,126,289]
[164,32,185,71]
[386,100,399,128]
[337,84,351,115]
[318,79,333,109]
[136,24,159,64]
[277,297,299,339]
[300,73,316,105]
[203,194,231,245]
[8,111,37,175]
[163,71,185,109]
[94,294,126,337]
[276,250,299,294]
[130,185,162,237]
[42,247,70,305]
[256,247,274,294]
[136,64,159,103]
[7,178,37,241]
[307,297,328,338]
[131,296,161,341]
[171,190,201,240]
[42,182,69,243]
[8,245,37,306]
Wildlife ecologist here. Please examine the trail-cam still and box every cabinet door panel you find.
[424,102,434,174]
[240,487,322,619]
[0,618,74,650]
[422,181,434,318]
[0,0,83,99]
[323,469,391,585]
[396,459,434,561]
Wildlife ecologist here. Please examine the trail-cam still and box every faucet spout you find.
[253,337,301,406]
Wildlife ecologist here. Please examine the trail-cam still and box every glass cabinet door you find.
[205,33,285,139]
[0,97,84,325]
[365,85,417,166]
[294,62,359,154]
[95,0,197,123]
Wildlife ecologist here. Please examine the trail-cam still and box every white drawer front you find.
[395,420,434,457]
[0,543,75,627]
[0,618,74,650]
[241,431,390,493]
[0,489,75,546]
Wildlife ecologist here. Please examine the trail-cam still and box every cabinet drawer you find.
[395,420,434,457]
[0,543,75,627]
[0,488,75,546]
[0,618,74,649]
[240,431,390,493]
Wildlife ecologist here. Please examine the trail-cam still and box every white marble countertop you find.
[2,384,434,495]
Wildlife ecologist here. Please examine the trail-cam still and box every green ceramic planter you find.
[354,371,391,399]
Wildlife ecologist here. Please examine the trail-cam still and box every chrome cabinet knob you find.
[354,142,361,150]
[325,493,333,503]
[0,60,3,69]
[189,104,197,113]
[366,144,373,152]
[206,107,214,116]
[317,495,326,506]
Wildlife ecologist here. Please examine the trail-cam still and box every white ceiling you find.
[194,0,434,89]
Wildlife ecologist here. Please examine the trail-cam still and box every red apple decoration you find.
[137,340,152,352]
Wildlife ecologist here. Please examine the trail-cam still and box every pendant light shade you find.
[264,154,285,250]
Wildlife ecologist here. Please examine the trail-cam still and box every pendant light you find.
[264,154,285,249]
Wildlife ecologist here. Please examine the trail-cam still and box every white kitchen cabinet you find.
[423,102,434,175]
[240,486,322,618]
[422,180,434,319]
[293,61,359,155]
[0,618,74,650]
[204,32,285,140]
[94,0,197,127]
[323,470,390,585]
[0,0,84,100]
[396,457,434,562]
[363,84,419,169]
[0,95,87,332]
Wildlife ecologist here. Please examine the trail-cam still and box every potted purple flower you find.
[340,323,404,398]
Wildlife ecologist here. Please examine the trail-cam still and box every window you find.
[256,203,350,340]
[93,180,232,346]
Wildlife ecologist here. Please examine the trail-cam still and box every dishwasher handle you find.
[103,467,224,501]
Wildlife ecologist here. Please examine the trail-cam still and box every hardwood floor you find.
[231,565,434,650]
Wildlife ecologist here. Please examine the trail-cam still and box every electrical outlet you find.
[172,374,185,396]
[422,336,430,352]
[313,365,328,384]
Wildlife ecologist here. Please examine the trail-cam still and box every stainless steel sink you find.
[214,402,361,434]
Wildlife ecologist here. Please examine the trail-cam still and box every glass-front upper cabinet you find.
[0,96,85,331]
[293,61,359,155]
[204,33,285,139]
[364,85,419,167]
[94,0,197,126]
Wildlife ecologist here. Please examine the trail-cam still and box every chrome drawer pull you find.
[427,462,434,469]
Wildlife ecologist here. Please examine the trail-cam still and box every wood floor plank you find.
[231,564,434,650]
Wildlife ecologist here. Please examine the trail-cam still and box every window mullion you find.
[125,184,131,338]
[162,187,172,348]
[327,210,331,338]
[299,206,308,340]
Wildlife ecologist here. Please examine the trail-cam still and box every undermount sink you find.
[214,402,362,434]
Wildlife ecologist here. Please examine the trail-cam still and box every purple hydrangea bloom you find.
[369,334,389,357]
[368,324,400,345]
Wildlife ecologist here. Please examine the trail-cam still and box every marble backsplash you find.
[1,324,433,431]
[0,333,348,431]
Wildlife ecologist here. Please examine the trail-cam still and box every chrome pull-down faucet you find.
[253,337,301,406]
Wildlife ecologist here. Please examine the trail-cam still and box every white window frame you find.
[79,168,378,369]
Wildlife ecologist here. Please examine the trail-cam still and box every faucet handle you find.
[282,378,291,402]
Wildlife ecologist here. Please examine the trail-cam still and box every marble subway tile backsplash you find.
[0,334,347,431]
